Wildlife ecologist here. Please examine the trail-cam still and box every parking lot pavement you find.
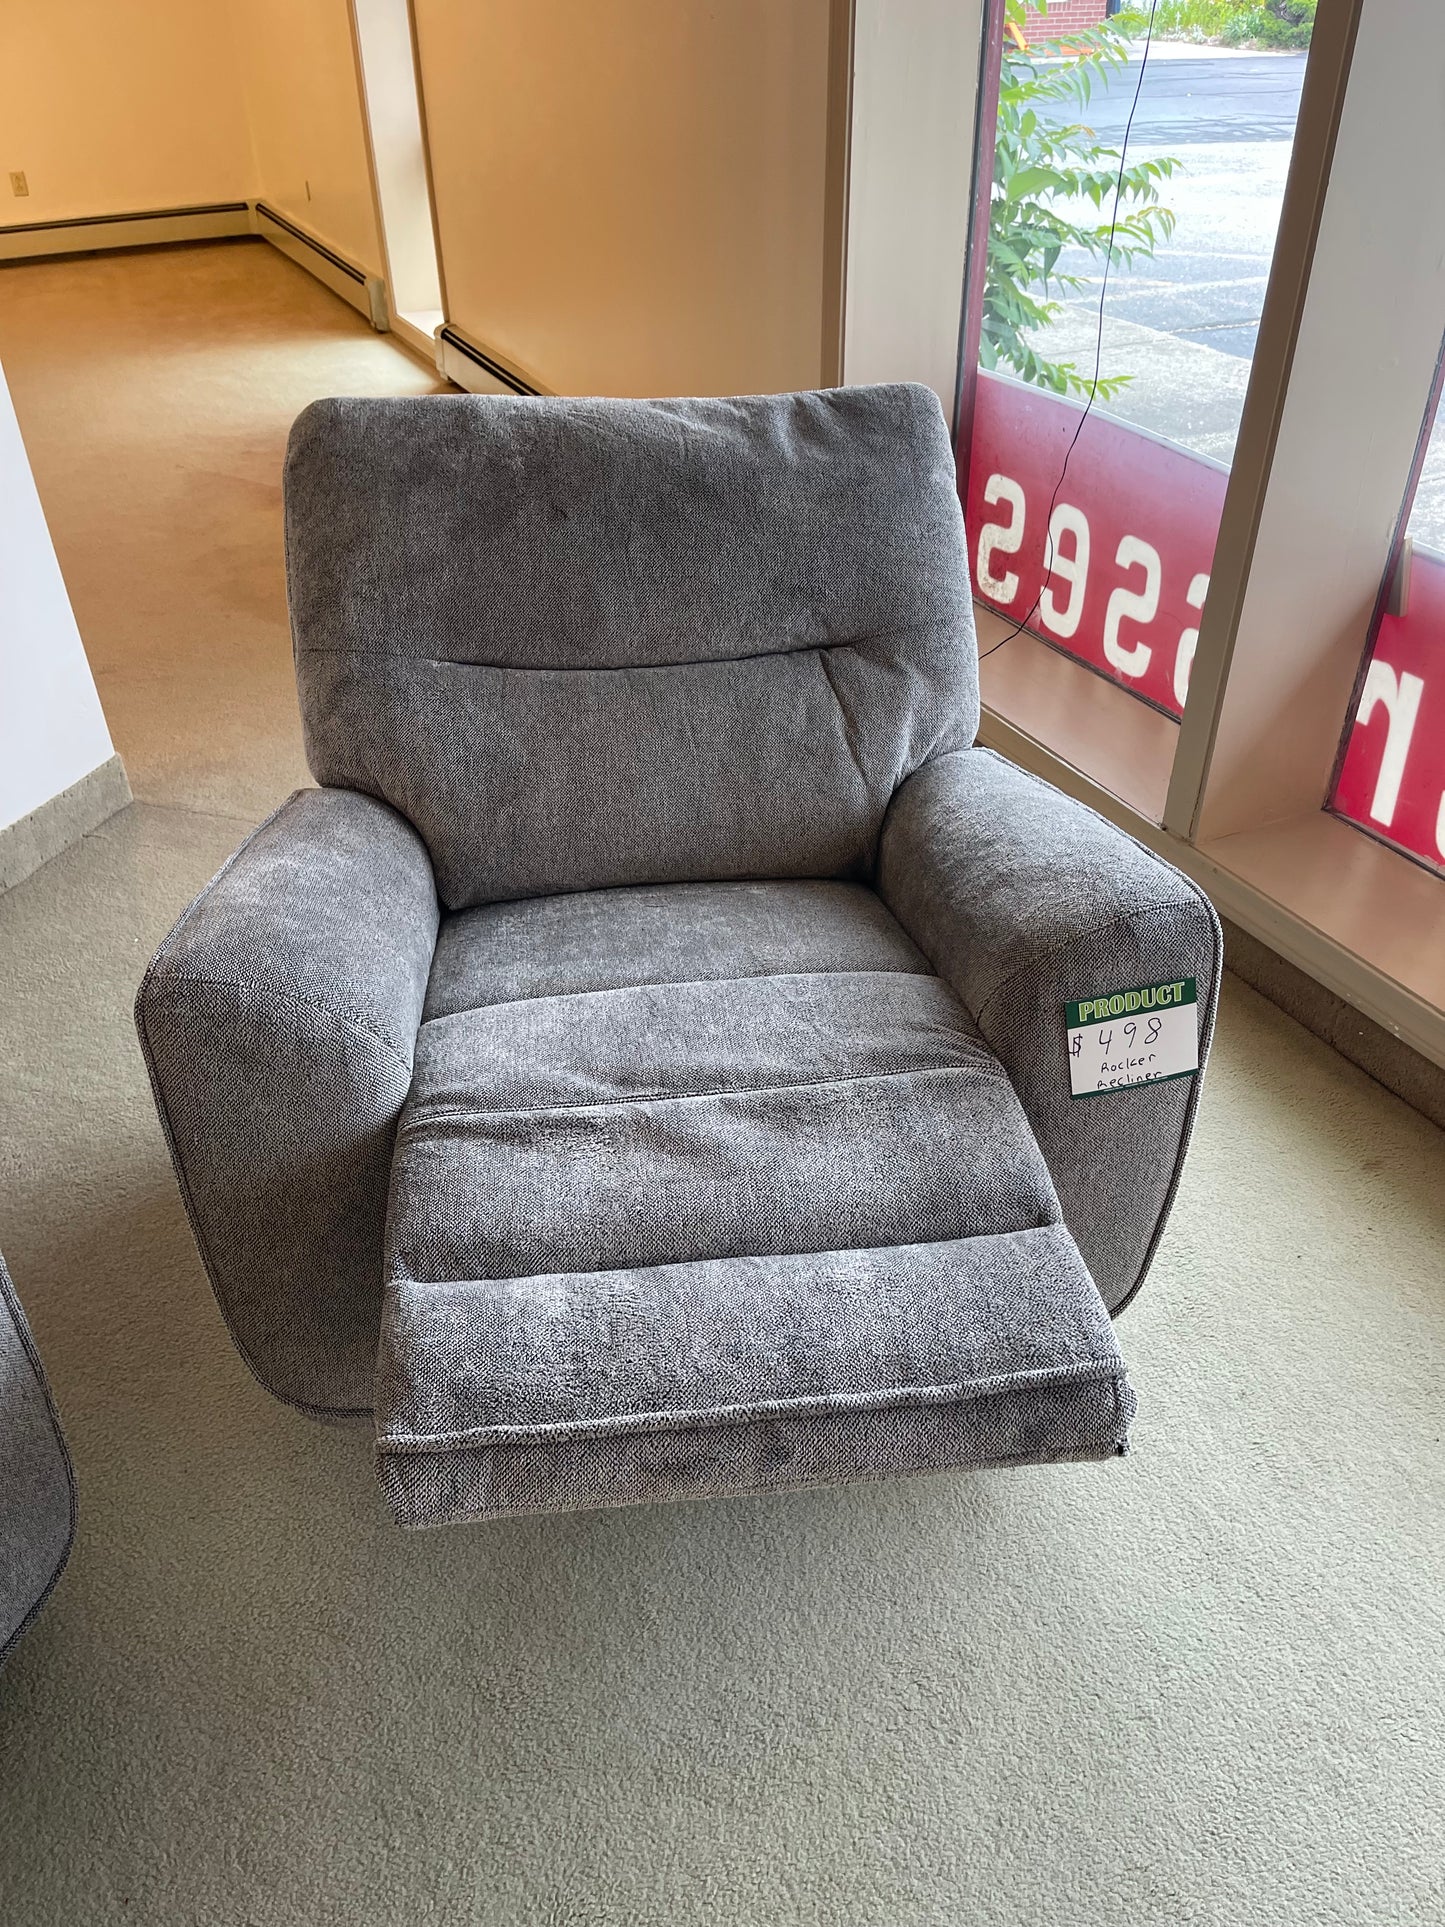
[1052,46,1307,146]
[1023,50,1304,463]
[1407,429,1445,560]
[1012,42,1445,553]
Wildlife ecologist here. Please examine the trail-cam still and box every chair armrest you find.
[877,748,1221,1312]
[136,788,439,1413]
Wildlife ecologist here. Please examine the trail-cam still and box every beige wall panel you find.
[0,0,251,222]
[844,0,981,414]
[233,0,383,275]
[413,0,835,396]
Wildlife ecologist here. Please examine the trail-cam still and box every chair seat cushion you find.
[376,883,1134,1524]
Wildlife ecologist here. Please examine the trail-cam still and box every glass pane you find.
[1330,370,1445,876]
[961,0,1311,716]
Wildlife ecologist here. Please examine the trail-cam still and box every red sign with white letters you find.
[1331,549,1445,876]
[965,370,1445,875]
[965,371,1225,718]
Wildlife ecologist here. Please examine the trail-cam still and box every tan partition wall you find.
[413,0,840,396]
[233,0,384,276]
[0,1,251,223]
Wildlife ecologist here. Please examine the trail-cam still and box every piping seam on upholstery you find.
[972,897,1203,1036]
[399,1059,1009,1131]
[0,1266,78,1666]
[151,972,415,1074]
[386,1220,1076,1293]
[1110,889,1224,1317]
[377,1359,1126,1453]
[420,964,948,1027]
[294,625,942,676]
[420,957,933,1023]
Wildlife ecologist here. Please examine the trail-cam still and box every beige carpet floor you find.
[1,242,1443,1926]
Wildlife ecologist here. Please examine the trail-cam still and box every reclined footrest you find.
[374,1226,1135,1528]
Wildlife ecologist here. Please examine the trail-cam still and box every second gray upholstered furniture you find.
[1,1252,75,1664]
[137,384,1220,1528]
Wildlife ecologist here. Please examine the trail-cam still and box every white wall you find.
[0,362,115,836]
[0,1,252,224]
[351,0,442,319]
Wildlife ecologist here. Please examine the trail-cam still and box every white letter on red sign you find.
[1173,572,1210,709]
[1103,536,1161,679]
[976,474,1026,604]
[1040,504,1090,641]
[1357,660,1424,827]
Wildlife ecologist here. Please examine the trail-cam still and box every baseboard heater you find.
[0,201,251,264]
[437,326,539,398]
[253,201,387,331]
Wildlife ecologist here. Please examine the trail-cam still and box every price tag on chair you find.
[1065,979,1199,1099]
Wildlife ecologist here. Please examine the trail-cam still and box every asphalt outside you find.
[1026,41,1445,551]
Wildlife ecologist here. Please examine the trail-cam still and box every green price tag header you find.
[1067,978,1198,1030]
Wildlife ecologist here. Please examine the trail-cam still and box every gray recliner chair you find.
[137,385,1220,1529]
[1,1252,76,1663]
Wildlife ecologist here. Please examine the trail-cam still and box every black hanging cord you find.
[979,0,1162,662]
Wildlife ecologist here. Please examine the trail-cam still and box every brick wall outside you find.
[1022,0,1110,37]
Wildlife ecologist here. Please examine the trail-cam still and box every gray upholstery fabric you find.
[1,1253,76,1666]
[387,971,1059,1288]
[284,386,977,910]
[375,1230,1134,1527]
[136,788,438,1414]
[878,747,1223,1313]
[423,878,929,1021]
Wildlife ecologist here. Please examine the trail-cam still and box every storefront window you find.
[1331,364,1445,876]
[961,0,1311,715]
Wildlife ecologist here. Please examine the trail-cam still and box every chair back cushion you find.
[284,385,977,909]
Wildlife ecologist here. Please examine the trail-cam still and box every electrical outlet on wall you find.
[9,171,29,197]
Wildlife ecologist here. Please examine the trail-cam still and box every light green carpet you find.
[1,244,1443,1925]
